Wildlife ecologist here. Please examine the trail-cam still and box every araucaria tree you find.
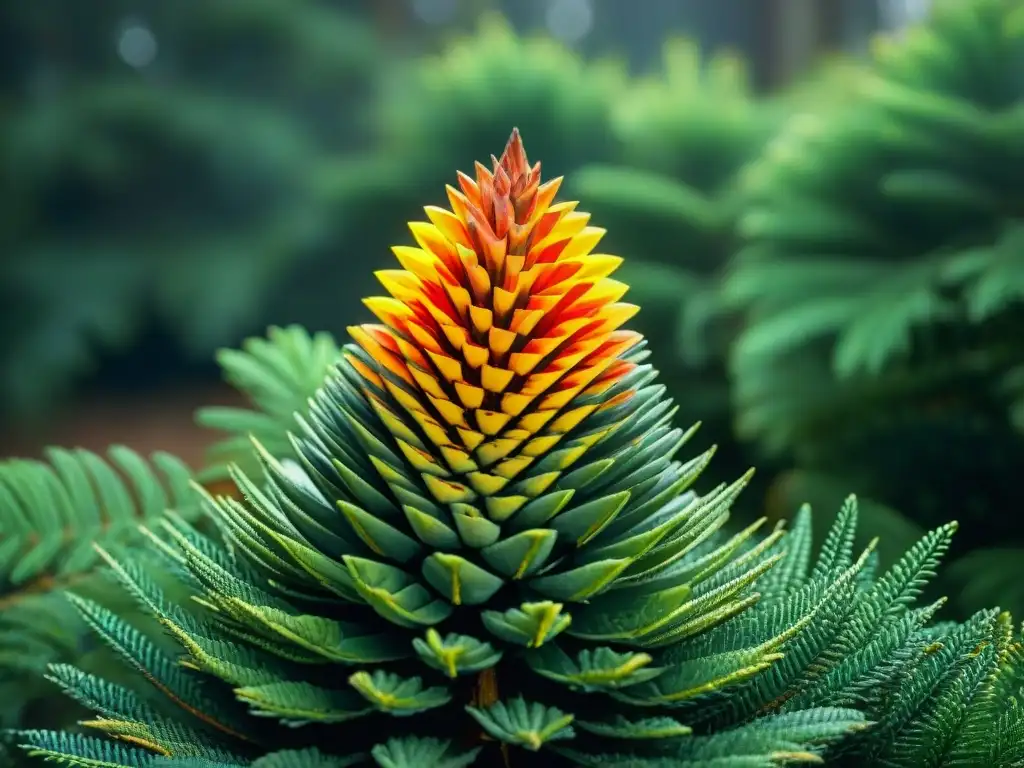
[11,131,1024,766]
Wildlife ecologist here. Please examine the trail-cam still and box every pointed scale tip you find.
[500,128,528,178]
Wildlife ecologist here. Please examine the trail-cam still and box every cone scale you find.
[347,129,640,537]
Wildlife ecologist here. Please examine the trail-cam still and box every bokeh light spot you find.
[545,0,594,45]
[117,21,158,69]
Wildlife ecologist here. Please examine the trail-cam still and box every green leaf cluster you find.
[724,0,1024,616]
[0,445,203,752]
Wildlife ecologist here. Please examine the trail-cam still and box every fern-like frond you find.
[196,325,341,483]
[0,446,200,730]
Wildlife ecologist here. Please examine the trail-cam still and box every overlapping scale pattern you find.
[287,129,722,618]
[348,129,641,517]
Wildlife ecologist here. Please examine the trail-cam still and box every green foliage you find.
[724,0,1024,616]
[10,336,1022,765]
[0,446,201,738]
[567,40,784,499]
[0,0,377,423]
[196,326,342,484]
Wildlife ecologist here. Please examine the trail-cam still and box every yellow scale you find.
[347,167,641,526]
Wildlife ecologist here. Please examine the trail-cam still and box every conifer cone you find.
[228,128,770,761]
[19,131,883,767]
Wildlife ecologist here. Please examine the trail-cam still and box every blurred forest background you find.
[1,0,1022,624]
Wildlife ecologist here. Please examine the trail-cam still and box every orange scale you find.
[573,254,624,281]
[488,327,517,357]
[509,351,544,378]
[560,227,607,261]
[349,329,416,389]
[535,344,597,375]
[475,409,513,436]
[509,265,540,297]
[596,330,645,359]
[517,409,559,436]
[441,282,473,320]
[454,381,485,409]
[394,336,434,373]
[523,294,562,317]
[582,360,636,395]
[529,178,563,219]
[535,387,579,411]
[462,342,489,370]
[445,188,471,230]
[375,269,423,304]
[552,364,606,396]
[580,375,622,398]
[530,316,594,347]
[409,221,459,270]
[519,370,566,397]
[469,305,493,335]
[457,427,486,451]
[530,283,594,336]
[356,324,403,355]
[529,200,578,234]
[502,255,526,288]
[406,322,444,356]
[532,261,584,295]
[467,263,491,304]
[588,303,641,336]
[420,280,463,321]
[408,365,448,401]
[424,205,472,249]
[507,223,533,257]
[500,391,535,417]
[549,404,598,433]
[509,308,544,336]
[420,295,462,330]
[519,336,564,360]
[455,171,482,210]
[481,365,515,394]
[493,287,517,320]
[544,211,592,242]
[569,318,620,347]
[428,394,468,428]
[425,350,463,384]
[391,246,457,287]
[455,242,481,271]
[363,296,414,328]
[529,238,571,267]
[345,354,385,391]
[469,216,507,272]
[441,324,468,352]
[473,159,494,188]
[579,278,631,308]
